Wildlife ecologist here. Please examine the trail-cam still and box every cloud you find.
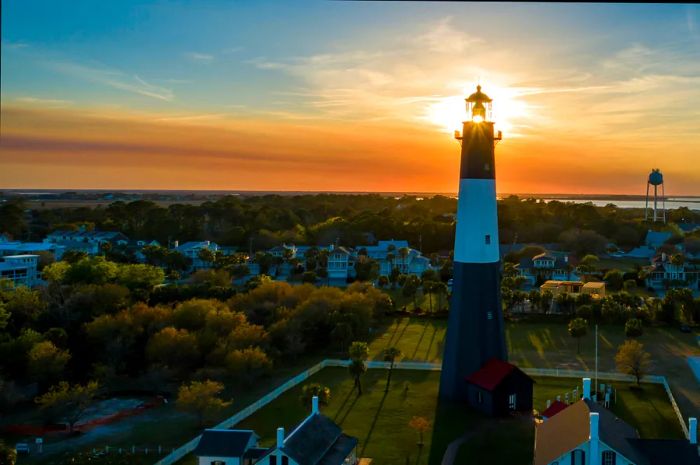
[1,41,29,50]
[184,52,215,63]
[48,61,174,101]
[15,96,73,107]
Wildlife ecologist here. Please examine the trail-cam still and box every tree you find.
[348,341,369,395]
[567,318,588,354]
[383,347,403,392]
[28,341,71,387]
[35,381,99,432]
[408,416,431,447]
[115,263,164,291]
[176,380,231,427]
[146,327,200,369]
[625,318,643,338]
[615,340,651,385]
[603,269,624,292]
[540,290,553,314]
[433,281,448,311]
[225,347,272,383]
[402,275,421,311]
[300,383,331,407]
[377,275,389,288]
[4,286,46,330]
[301,271,318,283]
[190,269,232,287]
[0,303,9,331]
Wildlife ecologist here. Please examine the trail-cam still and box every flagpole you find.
[595,324,598,401]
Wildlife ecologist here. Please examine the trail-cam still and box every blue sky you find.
[1,2,699,193]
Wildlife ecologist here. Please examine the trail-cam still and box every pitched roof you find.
[283,414,353,465]
[541,400,569,418]
[627,438,700,465]
[192,429,256,458]
[464,358,530,391]
[534,399,651,465]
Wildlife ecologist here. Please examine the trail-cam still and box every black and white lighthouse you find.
[439,85,508,401]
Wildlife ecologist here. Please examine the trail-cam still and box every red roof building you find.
[464,358,534,417]
[541,400,569,419]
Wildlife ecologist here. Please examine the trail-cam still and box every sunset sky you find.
[2,1,699,194]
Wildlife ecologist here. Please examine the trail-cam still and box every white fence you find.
[155,360,690,465]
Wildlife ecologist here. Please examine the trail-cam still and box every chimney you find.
[583,378,591,400]
[312,395,319,415]
[276,427,285,449]
[690,417,697,445]
[589,412,600,465]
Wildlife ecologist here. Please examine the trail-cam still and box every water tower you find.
[645,169,666,223]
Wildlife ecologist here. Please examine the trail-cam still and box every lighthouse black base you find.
[439,261,507,401]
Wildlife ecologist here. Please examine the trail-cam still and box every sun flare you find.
[426,83,529,137]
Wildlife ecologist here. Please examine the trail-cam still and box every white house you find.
[0,255,39,287]
[255,397,358,465]
[534,378,699,465]
[193,429,265,465]
[0,241,65,260]
[174,241,220,272]
[326,246,353,281]
[645,253,700,290]
[517,251,578,287]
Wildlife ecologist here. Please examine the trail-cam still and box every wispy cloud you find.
[14,96,73,107]
[1,40,29,50]
[185,52,215,63]
[49,61,174,101]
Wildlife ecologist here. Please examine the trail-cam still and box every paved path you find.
[441,431,474,465]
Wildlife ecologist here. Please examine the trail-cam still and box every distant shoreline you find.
[1,188,699,200]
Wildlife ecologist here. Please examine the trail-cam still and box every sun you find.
[425,82,529,137]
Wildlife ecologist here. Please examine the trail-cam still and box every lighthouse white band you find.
[453,178,499,264]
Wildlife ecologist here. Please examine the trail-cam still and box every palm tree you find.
[398,247,410,273]
[383,347,403,392]
[348,341,369,395]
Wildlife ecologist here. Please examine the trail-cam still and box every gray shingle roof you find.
[192,429,256,458]
[283,414,354,465]
[627,438,700,465]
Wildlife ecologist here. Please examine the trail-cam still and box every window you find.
[211,462,224,465]
[508,393,517,410]
[485,234,491,245]
[571,450,585,465]
[282,457,289,465]
[602,451,616,465]
[484,163,490,171]
[487,311,493,320]
[270,456,277,465]
[477,391,483,404]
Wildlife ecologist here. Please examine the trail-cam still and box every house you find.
[644,230,673,249]
[174,241,220,272]
[193,429,266,465]
[44,228,128,255]
[326,246,354,281]
[645,253,700,290]
[517,251,578,287]
[0,255,39,287]
[0,241,66,260]
[358,240,433,277]
[534,378,699,465]
[255,396,358,465]
[539,280,606,299]
[464,358,534,417]
[541,400,569,420]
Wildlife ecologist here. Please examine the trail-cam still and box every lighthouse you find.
[439,85,508,401]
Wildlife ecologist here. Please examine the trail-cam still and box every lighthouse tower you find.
[439,85,507,401]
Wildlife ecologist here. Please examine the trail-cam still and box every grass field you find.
[174,369,682,465]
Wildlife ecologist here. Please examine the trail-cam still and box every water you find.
[539,197,700,210]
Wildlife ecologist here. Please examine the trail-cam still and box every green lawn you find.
[368,317,446,362]
[179,369,682,465]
